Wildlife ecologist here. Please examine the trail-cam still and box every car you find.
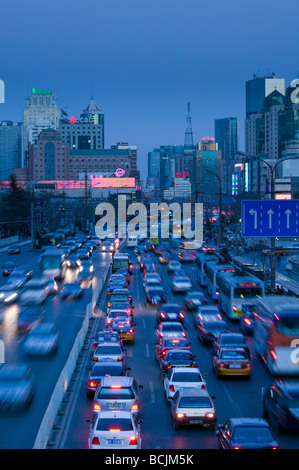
[216,418,279,449]
[143,272,161,287]
[195,314,230,344]
[92,330,121,350]
[92,342,126,365]
[86,361,130,399]
[19,278,49,305]
[155,336,192,361]
[45,278,59,295]
[87,411,142,449]
[160,349,197,374]
[213,332,250,357]
[107,320,136,343]
[155,321,186,343]
[105,309,132,328]
[2,262,16,276]
[170,387,216,430]
[142,263,158,277]
[171,276,192,292]
[107,301,134,318]
[144,241,155,251]
[0,284,19,304]
[8,245,21,255]
[167,261,182,272]
[159,253,174,264]
[93,376,143,415]
[178,251,196,262]
[78,267,94,282]
[77,248,90,260]
[145,287,167,307]
[22,322,59,355]
[0,363,36,411]
[101,242,115,253]
[164,367,207,404]
[60,283,83,299]
[263,379,299,432]
[154,244,168,255]
[171,269,188,280]
[107,289,132,309]
[144,280,162,293]
[7,265,33,286]
[240,311,255,334]
[182,291,208,311]
[116,269,130,283]
[212,347,251,378]
[17,306,44,334]
[156,304,185,325]
[66,254,81,269]
[107,282,127,296]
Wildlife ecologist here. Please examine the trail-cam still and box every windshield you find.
[162,324,183,332]
[233,287,263,299]
[41,256,62,270]
[232,426,274,443]
[178,397,212,408]
[113,259,129,269]
[172,372,202,382]
[164,339,188,348]
[96,418,133,431]
[92,365,123,376]
[95,346,122,355]
[166,352,192,361]
[275,316,299,336]
[110,295,128,302]
[97,387,135,399]
[220,350,248,360]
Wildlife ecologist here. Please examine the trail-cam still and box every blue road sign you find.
[241,199,299,237]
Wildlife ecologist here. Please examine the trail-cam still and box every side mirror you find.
[86,366,91,370]
[203,373,208,377]
[139,385,144,389]
[161,373,166,378]
[126,367,131,371]
[86,419,92,423]
[211,396,216,399]
[137,419,143,424]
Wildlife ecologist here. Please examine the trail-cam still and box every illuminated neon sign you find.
[69,116,94,124]
[114,168,125,177]
[32,88,51,95]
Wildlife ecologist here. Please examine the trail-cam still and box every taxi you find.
[212,347,251,378]
[110,319,135,343]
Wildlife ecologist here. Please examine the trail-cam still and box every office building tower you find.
[23,88,60,166]
[196,138,221,200]
[0,121,23,179]
[246,74,285,118]
[60,96,104,151]
[215,117,239,195]
[110,142,140,180]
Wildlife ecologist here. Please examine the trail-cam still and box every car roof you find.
[95,411,133,419]
[96,342,122,347]
[276,379,299,394]
[160,322,182,327]
[100,376,133,387]
[228,418,268,427]
[177,387,212,398]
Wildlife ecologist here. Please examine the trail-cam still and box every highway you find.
[49,243,299,449]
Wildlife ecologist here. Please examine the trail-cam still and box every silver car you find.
[170,387,216,430]
[171,276,192,292]
[0,364,35,411]
[93,376,143,415]
[87,411,142,449]
[92,342,126,365]
[23,323,59,355]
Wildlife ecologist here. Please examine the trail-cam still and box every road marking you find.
[149,380,156,403]
[185,319,192,329]
[221,383,243,416]
[142,319,146,329]
[145,343,150,358]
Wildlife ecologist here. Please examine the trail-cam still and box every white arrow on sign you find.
[249,208,257,229]
[267,209,274,229]
[285,209,292,229]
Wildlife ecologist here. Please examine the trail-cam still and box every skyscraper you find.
[196,139,221,200]
[215,117,239,195]
[246,74,285,118]
[0,121,23,179]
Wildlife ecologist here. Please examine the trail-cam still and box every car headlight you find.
[90,266,94,272]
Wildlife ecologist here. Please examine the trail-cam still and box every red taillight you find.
[89,381,98,388]
[129,435,138,445]
[131,401,139,412]
[201,384,206,389]
[162,350,166,356]
[205,413,215,419]
[233,305,238,312]
[176,413,185,419]
[245,319,251,325]
[93,403,101,411]
[270,350,277,360]
[92,436,100,445]
[117,357,123,362]
[93,357,98,362]
[128,329,133,333]
[160,313,166,319]
[179,313,184,318]
[169,385,175,392]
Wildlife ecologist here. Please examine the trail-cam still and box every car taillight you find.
[179,313,184,318]
[162,350,166,356]
[244,319,251,325]
[89,381,99,388]
[92,436,100,445]
[93,343,98,349]
[131,401,139,412]
[169,385,175,392]
[233,305,238,312]
[129,435,138,445]
[205,413,215,419]
[93,403,101,411]
[176,413,185,419]
[160,313,166,319]
[93,357,98,362]
[218,363,224,368]
[164,364,171,370]
[270,350,277,360]
[129,329,133,333]
[201,384,206,389]
[117,357,123,362]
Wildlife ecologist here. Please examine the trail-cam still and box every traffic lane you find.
[0,245,40,288]
[0,250,109,449]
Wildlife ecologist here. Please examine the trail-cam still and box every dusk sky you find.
[0,0,298,178]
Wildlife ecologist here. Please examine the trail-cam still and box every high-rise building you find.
[215,117,239,195]
[60,96,104,151]
[110,142,140,180]
[23,88,60,166]
[246,74,285,118]
[0,121,23,179]
[196,139,221,200]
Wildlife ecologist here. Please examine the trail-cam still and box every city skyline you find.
[0,0,298,179]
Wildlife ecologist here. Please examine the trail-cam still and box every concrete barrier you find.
[33,266,110,449]
[0,235,19,248]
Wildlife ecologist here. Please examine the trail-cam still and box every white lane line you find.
[221,383,244,416]
[149,380,156,403]
[142,319,146,329]
[145,343,150,358]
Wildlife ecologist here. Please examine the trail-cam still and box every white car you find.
[163,367,207,404]
[19,279,49,305]
[155,322,186,343]
[171,276,192,292]
[87,411,142,449]
[143,273,161,287]
[92,342,126,365]
[167,261,181,273]
[23,322,59,355]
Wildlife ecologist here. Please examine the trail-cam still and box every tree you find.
[1,174,31,223]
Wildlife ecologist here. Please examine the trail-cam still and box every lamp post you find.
[237,151,299,293]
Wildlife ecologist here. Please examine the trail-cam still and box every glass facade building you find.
[0,121,23,180]
[196,141,221,200]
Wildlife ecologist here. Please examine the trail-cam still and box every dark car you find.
[107,282,127,298]
[143,263,158,277]
[17,306,44,334]
[213,332,250,357]
[155,336,192,361]
[107,289,133,308]
[0,363,36,411]
[146,287,167,307]
[2,262,16,276]
[182,291,208,311]
[66,254,81,269]
[116,269,130,283]
[160,349,197,374]
[86,361,130,399]
[240,311,255,334]
[195,314,230,344]
[60,283,83,299]
[8,245,21,255]
[263,379,299,432]
[92,330,122,350]
[156,304,185,326]
[216,418,279,449]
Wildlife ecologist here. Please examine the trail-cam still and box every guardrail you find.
[33,266,110,449]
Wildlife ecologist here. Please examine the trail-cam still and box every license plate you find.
[190,420,202,424]
[168,314,177,319]
[102,357,113,361]
[230,364,241,368]
[108,402,123,408]
[108,439,122,445]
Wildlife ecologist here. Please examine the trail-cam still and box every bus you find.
[253,297,299,375]
[216,271,265,319]
[41,232,64,248]
[206,262,236,300]
[112,253,133,274]
[195,251,219,287]
[39,248,67,281]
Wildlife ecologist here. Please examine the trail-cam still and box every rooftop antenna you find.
[184,102,194,147]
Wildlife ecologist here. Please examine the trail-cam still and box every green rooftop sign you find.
[32,88,51,95]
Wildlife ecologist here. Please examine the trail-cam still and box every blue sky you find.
[0,0,298,178]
